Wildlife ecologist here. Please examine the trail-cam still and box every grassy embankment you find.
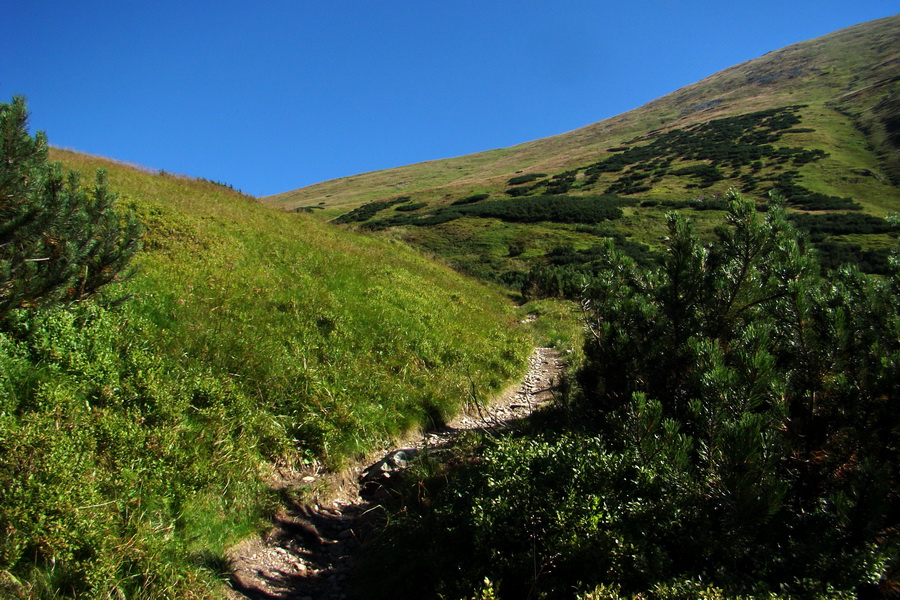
[0,149,531,598]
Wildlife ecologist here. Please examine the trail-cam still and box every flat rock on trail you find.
[227,347,563,600]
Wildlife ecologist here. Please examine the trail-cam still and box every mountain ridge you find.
[264,14,899,214]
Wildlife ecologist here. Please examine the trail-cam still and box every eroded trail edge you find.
[228,347,563,600]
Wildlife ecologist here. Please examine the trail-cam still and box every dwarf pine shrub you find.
[357,192,898,599]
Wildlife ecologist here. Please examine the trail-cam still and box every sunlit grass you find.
[0,150,532,598]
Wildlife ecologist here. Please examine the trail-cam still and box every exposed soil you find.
[227,346,564,600]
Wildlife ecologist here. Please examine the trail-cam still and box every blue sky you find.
[3,2,897,197]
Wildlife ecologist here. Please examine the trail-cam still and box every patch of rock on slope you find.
[227,346,563,600]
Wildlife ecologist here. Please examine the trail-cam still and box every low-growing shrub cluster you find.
[788,212,897,273]
[363,209,462,229]
[640,197,730,211]
[521,238,658,299]
[769,172,860,210]
[604,171,653,195]
[394,201,428,212]
[814,241,894,274]
[507,173,547,186]
[670,163,725,187]
[788,212,893,236]
[505,184,538,197]
[490,106,841,210]
[458,195,634,224]
[582,106,820,176]
[0,304,274,599]
[451,193,490,206]
[366,195,635,230]
[332,196,410,223]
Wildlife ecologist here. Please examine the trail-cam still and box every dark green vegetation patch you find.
[365,194,634,229]
[333,196,410,223]
[788,211,896,236]
[450,192,490,206]
[394,201,428,212]
[458,195,634,224]
[521,236,658,299]
[506,172,547,185]
[789,212,899,274]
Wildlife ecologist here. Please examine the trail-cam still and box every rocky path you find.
[227,347,563,600]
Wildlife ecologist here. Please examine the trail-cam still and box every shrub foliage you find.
[332,196,410,223]
[0,96,141,316]
[359,192,899,600]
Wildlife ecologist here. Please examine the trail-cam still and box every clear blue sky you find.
[3,2,897,197]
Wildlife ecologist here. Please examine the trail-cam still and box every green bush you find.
[788,212,893,236]
[458,194,634,224]
[366,194,635,230]
[358,193,898,599]
[812,241,894,274]
[563,106,837,204]
[0,303,271,598]
[395,201,428,212]
[332,196,410,223]
[0,96,141,317]
[576,192,898,593]
[507,173,547,186]
[451,193,490,206]
[504,184,537,197]
[769,173,859,210]
[670,163,725,186]
[522,240,658,300]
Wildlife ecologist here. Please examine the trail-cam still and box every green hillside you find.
[1,14,897,600]
[265,15,900,292]
[255,20,900,596]
[0,147,529,598]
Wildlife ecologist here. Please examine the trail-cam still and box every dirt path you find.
[227,346,564,600]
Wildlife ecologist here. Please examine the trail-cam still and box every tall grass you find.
[0,150,529,598]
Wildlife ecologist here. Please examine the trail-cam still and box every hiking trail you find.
[227,346,564,600]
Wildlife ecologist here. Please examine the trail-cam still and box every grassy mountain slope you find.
[267,15,898,212]
[0,149,529,598]
[264,15,899,289]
